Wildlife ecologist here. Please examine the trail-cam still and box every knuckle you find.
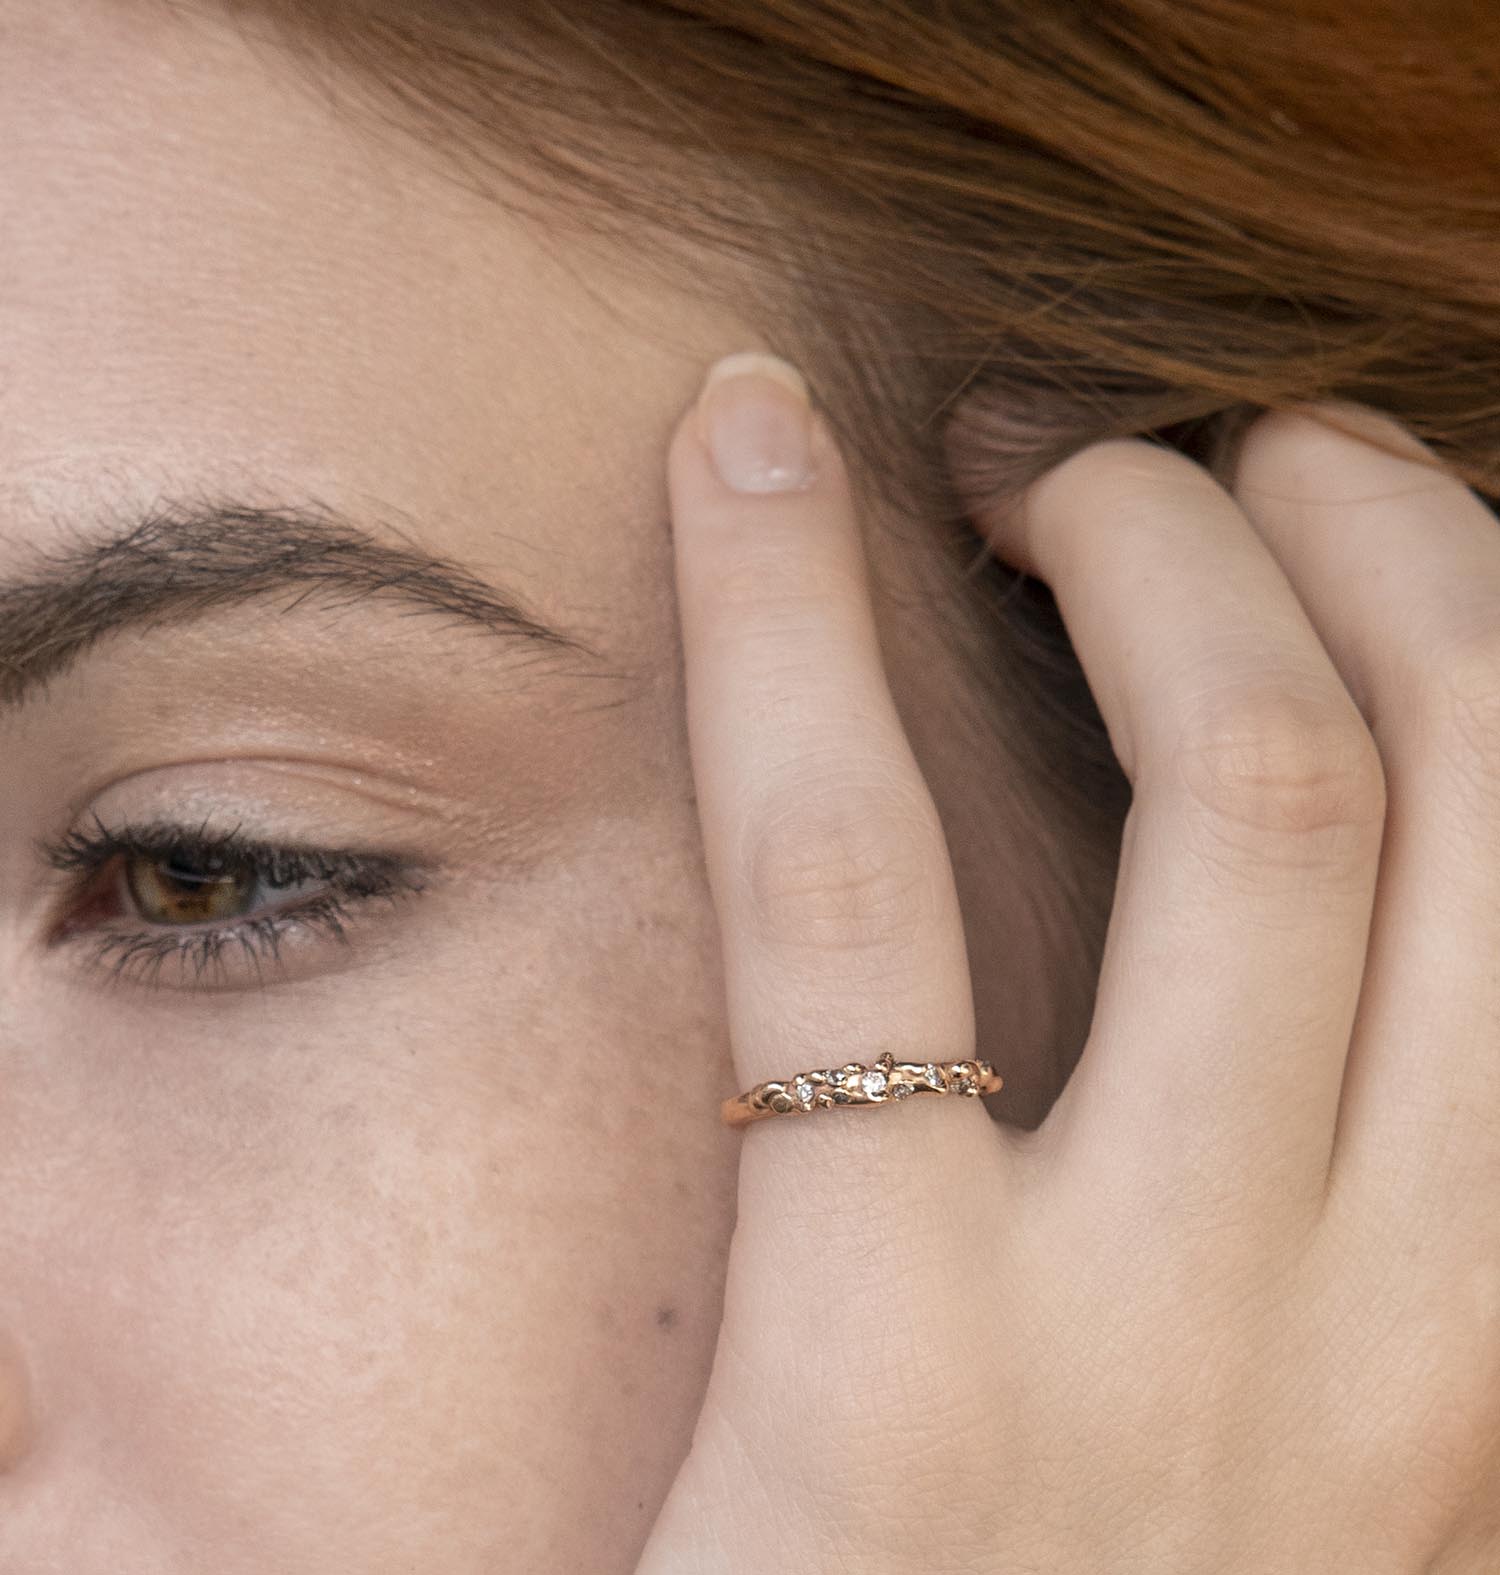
[699,554,864,675]
[1172,685,1386,840]
[1336,1260,1500,1545]
[1418,620,1500,802]
[743,776,944,955]
[757,1359,1003,1571]
[704,540,856,628]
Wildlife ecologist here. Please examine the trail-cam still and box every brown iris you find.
[124,851,259,925]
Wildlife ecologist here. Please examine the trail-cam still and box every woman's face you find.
[0,3,1053,1569]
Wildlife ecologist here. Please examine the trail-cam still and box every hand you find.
[634,350,1500,1573]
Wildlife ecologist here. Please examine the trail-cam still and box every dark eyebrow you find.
[0,492,619,711]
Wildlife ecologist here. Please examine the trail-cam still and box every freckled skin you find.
[0,1,1055,1570]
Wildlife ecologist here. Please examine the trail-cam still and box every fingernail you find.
[694,351,817,494]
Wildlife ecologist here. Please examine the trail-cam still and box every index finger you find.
[667,351,1013,1314]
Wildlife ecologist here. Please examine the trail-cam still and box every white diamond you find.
[795,1079,815,1108]
[861,1068,887,1098]
[890,1081,914,1100]
[826,1068,845,1086]
[925,1063,945,1088]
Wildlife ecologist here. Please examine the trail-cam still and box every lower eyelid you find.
[50,868,429,992]
[70,900,363,991]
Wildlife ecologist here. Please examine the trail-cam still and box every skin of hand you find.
[635,354,1500,1573]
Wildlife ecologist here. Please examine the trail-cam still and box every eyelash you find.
[39,813,428,991]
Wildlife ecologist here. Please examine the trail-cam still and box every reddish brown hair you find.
[170,0,1500,1075]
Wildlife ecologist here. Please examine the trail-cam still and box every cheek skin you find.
[3,813,740,1573]
[0,1331,32,1474]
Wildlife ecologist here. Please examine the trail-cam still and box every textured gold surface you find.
[721,1051,1002,1127]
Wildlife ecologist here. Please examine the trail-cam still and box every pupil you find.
[161,854,232,890]
[125,852,258,924]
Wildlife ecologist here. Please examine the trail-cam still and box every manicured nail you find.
[694,351,817,494]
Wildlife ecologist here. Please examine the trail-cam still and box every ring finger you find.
[957,434,1387,1224]
[667,352,1012,1351]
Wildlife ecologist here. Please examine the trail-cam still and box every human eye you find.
[37,812,430,992]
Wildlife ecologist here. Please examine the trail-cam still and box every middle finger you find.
[961,437,1386,1220]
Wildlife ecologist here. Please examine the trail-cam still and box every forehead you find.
[0,0,741,604]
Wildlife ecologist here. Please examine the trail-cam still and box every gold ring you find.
[721,1051,1002,1128]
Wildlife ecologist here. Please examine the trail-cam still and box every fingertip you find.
[1233,402,1451,510]
[698,350,811,407]
[695,353,817,497]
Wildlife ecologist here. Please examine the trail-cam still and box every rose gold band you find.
[720,1051,1002,1128]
